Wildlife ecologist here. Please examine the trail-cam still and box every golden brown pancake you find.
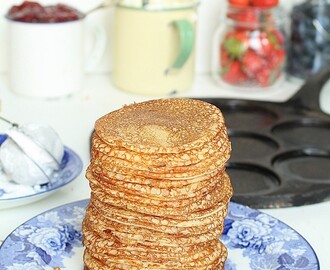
[82,98,232,270]
[95,98,227,153]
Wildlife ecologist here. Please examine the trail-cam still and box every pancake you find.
[92,128,230,167]
[87,174,232,216]
[87,168,228,201]
[88,166,222,199]
[89,162,222,184]
[83,239,227,269]
[95,98,226,154]
[91,146,230,174]
[82,98,232,270]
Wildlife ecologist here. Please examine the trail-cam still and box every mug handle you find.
[165,19,194,74]
[85,24,108,73]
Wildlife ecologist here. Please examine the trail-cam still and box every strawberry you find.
[233,8,258,30]
[220,45,232,68]
[255,69,270,86]
[268,29,285,47]
[268,48,285,69]
[229,0,250,7]
[223,31,249,58]
[251,0,279,8]
[242,50,265,74]
[255,68,278,87]
[222,61,248,84]
[256,31,276,56]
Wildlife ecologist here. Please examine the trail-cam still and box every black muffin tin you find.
[198,67,330,209]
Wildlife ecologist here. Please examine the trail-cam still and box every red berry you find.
[234,8,258,25]
[251,0,279,8]
[255,68,275,87]
[223,31,249,58]
[228,0,250,6]
[254,31,276,56]
[269,49,286,68]
[268,29,285,46]
[222,61,248,84]
[220,46,232,67]
[242,50,265,74]
[228,7,259,31]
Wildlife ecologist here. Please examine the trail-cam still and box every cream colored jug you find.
[112,0,199,96]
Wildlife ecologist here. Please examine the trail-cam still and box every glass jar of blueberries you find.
[212,0,287,90]
[287,0,330,79]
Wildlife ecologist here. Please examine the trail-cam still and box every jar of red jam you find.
[212,0,287,90]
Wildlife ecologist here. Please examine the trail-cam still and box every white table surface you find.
[0,73,329,269]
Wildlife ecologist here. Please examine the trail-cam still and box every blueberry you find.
[287,1,330,78]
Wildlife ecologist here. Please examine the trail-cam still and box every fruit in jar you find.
[234,7,258,24]
[227,6,259,31]
[251,0,279,8]
[242,50,265,74]
[287,1,330,78]
[222,61,248,84]
[7,1,82,23]
[220,28,285,87]
[229,0,250,7]
[228,0,279,8]
[223,31,249,58]
[269,49,285,68]
[255,68,275,87]
[220,1,285,88]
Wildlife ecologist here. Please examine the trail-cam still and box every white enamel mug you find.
[6,17,106,98]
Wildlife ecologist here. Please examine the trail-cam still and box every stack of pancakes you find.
[82,98,233,270]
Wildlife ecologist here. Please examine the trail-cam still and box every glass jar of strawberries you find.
[212,0,287,89]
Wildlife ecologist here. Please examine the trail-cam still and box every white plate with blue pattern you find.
[0,199,319,270]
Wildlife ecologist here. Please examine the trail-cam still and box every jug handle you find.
[84,23,108,73]
[165,19,194,74]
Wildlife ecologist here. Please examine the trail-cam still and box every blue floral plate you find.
[0,146,83,209]
[0,200,319,270]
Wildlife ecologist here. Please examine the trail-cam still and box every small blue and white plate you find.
[0,144,83,210]
[0,200,319,270]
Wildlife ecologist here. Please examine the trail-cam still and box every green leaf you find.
[267,31,280,49]
[223,36,247,58]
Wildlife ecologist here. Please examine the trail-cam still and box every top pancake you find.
[95,98,227,154]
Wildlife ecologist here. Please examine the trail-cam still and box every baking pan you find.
[198,67,330,208]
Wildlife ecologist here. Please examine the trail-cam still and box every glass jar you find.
[212,3,287,90]
[287,0,330,79]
